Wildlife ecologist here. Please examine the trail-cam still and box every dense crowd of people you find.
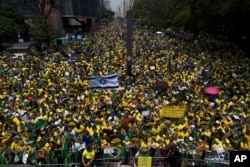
[0,21,249,166]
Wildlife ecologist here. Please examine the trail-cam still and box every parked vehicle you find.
[5,41,42,60]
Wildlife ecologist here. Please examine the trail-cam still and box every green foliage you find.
[172,7,191,28]
[12,0,60,45]
[99,8,115,19]
[0,5,27,38]
[29,16,60,44]
[131,0,250,41]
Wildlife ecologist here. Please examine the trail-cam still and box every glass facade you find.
[2,0,40,16]
[3,0,103,18]
[60,0,102,17]
[60,0,73,16]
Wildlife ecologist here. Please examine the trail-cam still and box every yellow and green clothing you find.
[82,149,95,160]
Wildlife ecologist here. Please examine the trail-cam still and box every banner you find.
[87,73,119,89]
[204,152,229,165]
[138,157,152,167]
[160,106,186,118]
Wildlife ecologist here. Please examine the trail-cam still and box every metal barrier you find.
[181,158,207,167]
[0,147,231,167]
[95,157,125,167]
[0,164,81,167]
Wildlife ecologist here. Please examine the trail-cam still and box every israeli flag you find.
[87,73,119,89]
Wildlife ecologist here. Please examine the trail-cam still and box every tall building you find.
[1,0,104,34]
[122,0,134,18]
[60,0,103,33]
[103,0,112,10]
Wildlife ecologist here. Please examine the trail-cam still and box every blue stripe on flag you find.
[87,73,118,80]
[90,86,119,90]
[87,73,119,90]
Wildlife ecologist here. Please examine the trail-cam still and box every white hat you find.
[189,136,194,141]
[215,120,220,124]
[190,125,195,128]
[177,139,184,143]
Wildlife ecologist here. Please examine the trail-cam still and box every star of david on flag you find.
[87,73,119,89]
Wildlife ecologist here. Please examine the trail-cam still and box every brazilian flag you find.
[65,151,80,167]
[0,153,7,164]
[0,147,13,164]
[103,146,126,160]
[61,135,73,163]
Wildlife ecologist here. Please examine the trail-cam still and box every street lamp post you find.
[18,32,23,43]
[18,32,21,43]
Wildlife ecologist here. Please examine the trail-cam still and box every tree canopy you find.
[13,0,60,45]
[29,16,60,45]
[99,7,115,19]
[131,0,250,44]
[0,4,27,40]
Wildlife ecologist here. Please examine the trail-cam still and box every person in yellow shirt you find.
[151,124,161,138]
[139,137,151,157]
[223,116,233,126]
[41,142,51,152]
[10,136,23,155]
[196,139,209,159]
[239,137,250,151]
[200,126,211,137]
[86,126,94,136]
[211,138,224,153]
[102,121,113,136]
[101,139,110,148]
[177,127,190,139]
[212,121,224,134]
[82,145,95,167]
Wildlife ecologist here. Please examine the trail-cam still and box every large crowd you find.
[0,21,249,166]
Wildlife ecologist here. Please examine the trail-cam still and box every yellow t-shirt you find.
[140,141,149,150]
[10,142,22,152]
[86,127,94,136]
[151,127,161,136]
[240,141,250,150]
[178,131,190,139]
[82,149,95,159]
[123,140,131,146]
[201,130,211,137]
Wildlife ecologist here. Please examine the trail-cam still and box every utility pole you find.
[126,14,133,76]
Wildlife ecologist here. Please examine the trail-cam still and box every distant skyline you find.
[110,0,122,12]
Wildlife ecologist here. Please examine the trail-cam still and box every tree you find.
[14,0,60,45]
[0,4,27,42]
[29,15,60,46]
[130,0,186,29]
[131,0,250,52]
[99,8,115,19]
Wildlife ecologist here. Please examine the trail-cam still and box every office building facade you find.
[1,0,104,33]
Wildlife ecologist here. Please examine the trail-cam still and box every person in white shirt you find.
[70,138,86,163]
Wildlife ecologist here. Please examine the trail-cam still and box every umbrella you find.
[155,81,168,91]
[204,87,219,95]
[155,81,168,88]
[68,122,76,126]
[111,138,121,144]
[156,31,163,35]
[145,121,154,127]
